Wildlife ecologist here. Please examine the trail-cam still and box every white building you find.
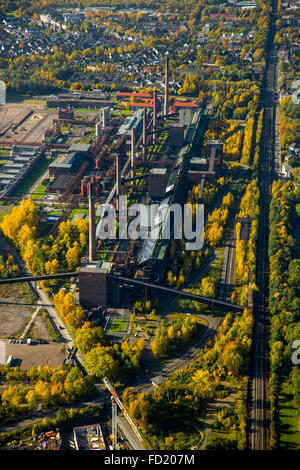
[282,162,293,178]
[40,14,52,24]
[0,81,6,105]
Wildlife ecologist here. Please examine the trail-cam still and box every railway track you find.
[249,2,277,450]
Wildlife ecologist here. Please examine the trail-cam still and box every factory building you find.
[73,424,106,451]
[81,175,102,198]
[188,140,223,183]
[49,144,90,178]
[149,168,168,199]
[116,92,152,101]
[46,98,113,110]
[58,106,74,120]
[168,125,185,147]
[101,107,110,129]
[79,261,110,308]
[117,109,144,148]
[0,144,45,197]
[77,107,208,308]
[138,109,208,280]
[49,152,84,178]
[79,261,120,309]
[48,143,91,194]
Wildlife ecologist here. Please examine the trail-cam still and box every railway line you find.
[249,1,277,451]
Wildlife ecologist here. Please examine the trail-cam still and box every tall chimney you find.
[153,88,157,145]
[164,55,169,118]
[143,108,147,158]
[115,153,121,210]
[88,181,96,262]
[131,127,135,183]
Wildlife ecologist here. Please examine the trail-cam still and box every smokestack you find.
[143,108,147,158]
[131,127,135,183]
[115,153,121,210]
[88,181,96,262]
[153,88,157,144]
[164,55,169,118]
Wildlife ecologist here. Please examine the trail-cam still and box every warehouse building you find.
[46,98,113,110]
[49,144,90,179]
[0,144,45,197]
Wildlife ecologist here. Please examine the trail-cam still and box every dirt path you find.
[201,386,237,449]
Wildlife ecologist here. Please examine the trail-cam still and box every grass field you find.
[33,180,49,199]
[110,319,128,333]
[279,382,300,450]
[70,208,89,219]
[14,157,51,197]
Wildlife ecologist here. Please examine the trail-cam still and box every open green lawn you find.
[279,382,300,450]
[110,319,128,333]
[15,157,51,197]
[33,180,49,199]
[70,208,89,218]
[206,430,241,450]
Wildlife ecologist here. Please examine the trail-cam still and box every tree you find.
[85,346,120,380]
[192,369,214,398]
[288,259,300,289]
[75,327,106,354]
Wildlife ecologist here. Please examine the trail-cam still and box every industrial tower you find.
[164,55,169,118]
[88,181,96,262]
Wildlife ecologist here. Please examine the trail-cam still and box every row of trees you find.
[279,96,300,160]
[268,180,300,448]
[224,128,243,161]
[54,289,86,334]
[233,179,260,306]
[0,365,94,421]
[253,108,264,174]
[205,192,234,247]
[240,116,255,165]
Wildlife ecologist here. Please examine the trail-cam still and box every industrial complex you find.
[0,58,233,452]
[0,56,224,313]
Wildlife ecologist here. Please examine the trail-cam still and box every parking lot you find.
[1,340,66,370]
